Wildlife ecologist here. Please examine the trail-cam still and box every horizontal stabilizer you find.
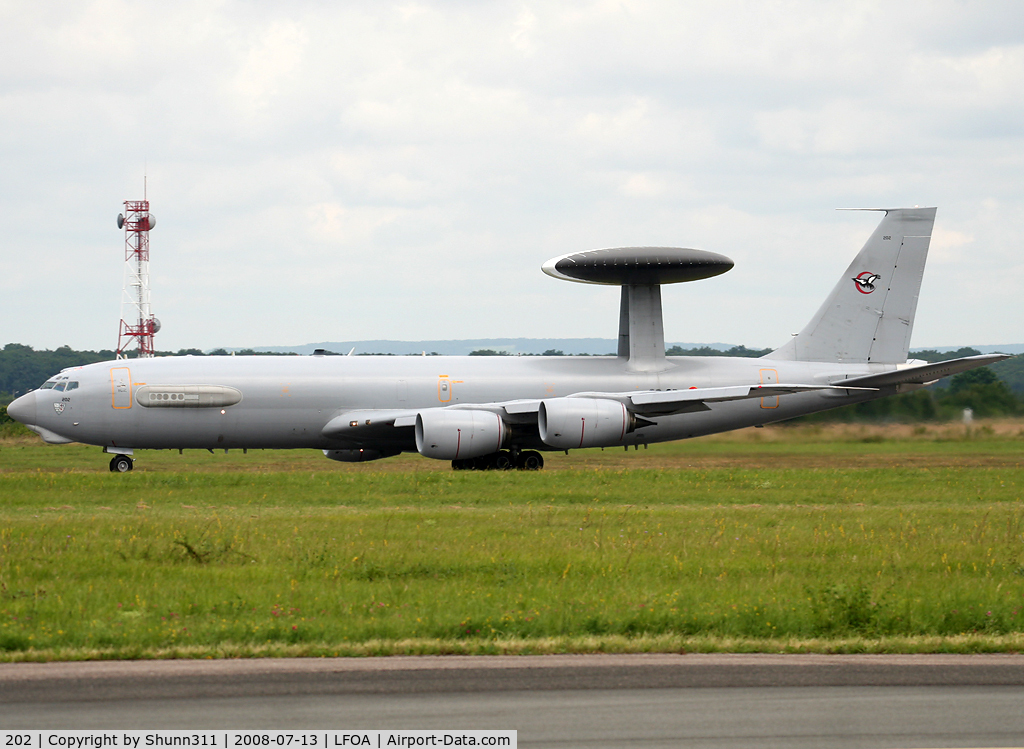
[837,354,1012,388]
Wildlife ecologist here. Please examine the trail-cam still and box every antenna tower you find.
[115,186,160,358]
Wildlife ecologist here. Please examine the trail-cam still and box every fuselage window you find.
[66,382,79,391]
[53,382,66,391]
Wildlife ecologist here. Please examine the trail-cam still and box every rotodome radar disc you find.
[542,247,734,285]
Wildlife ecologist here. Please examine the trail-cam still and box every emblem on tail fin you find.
[852,272,881,294]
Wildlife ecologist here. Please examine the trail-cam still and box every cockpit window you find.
[66,382,79,391]
[39,380,56,390]
[53,382,67,391]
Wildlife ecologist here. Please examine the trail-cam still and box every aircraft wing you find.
[439,383,868,420]
[322,409,419,441]
[561,384,868,416]
[836,354,1012,389]
[320,403,546,443]
[321,383,872,447]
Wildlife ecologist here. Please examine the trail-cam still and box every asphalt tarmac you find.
[3,654,1024,748]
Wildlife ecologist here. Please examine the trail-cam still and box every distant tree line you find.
[2,343,1021,422]
[666,345,774,357]
[0,344,295,402]
[469,349,588,356]
[470,346,777,357]
[468,346,778,357]
[0,344,114,402]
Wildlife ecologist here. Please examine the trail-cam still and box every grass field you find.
[1,420,1022,661]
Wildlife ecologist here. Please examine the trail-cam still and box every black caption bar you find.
[1,733,515,749]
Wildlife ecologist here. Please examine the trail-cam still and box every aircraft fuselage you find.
[14,353,890,453]
[8,207,1007,471]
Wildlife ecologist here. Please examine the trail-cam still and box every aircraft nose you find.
[6,391,37,426]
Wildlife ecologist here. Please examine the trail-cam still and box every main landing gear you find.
[452,450,544,471]
[109,454,134,473]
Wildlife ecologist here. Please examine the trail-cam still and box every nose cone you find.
[6,391,37,426]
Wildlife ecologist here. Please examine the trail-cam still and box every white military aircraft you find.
[7,207,1007,472]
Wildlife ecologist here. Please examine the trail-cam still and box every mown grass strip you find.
[1,461,1021,509]
[1,427,1023,661]
[2,499,1023,659]
[5,633,1024,663]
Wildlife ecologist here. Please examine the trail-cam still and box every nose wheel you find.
[109,454,134,473]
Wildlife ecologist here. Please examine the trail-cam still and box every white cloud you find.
[1,0,1022,350]
[231,20,309,115]
[618,173,666,198]
[306,203,407,246]
[929,226,975,263]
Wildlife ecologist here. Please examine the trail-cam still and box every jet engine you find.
[538,398,634,449]
[415,409,509,460]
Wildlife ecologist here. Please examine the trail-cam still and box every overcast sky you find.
[1,1,1022,353]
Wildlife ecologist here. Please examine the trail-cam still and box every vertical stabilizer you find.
[765,207,936,364]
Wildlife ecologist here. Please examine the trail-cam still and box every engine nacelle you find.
[323,448,399,462]
[538,398,633,449]
[415,409,508,460]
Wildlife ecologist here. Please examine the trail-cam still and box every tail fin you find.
[765,207,937,364]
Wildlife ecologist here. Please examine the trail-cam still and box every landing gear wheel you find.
[109,455,134,473]
[452,452,536,471]
[491,451,514,471]
[517,450,543,470]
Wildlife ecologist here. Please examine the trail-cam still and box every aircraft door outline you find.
[110,367,133,409]
[759,368,779,409]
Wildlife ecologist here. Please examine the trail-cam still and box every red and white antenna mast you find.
[115,180,160,358]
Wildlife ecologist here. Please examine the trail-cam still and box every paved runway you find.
[3,654,1024,747]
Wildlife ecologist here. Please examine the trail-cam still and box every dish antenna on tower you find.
[115,181,160,358]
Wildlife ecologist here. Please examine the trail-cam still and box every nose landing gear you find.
[109,454,134,473]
